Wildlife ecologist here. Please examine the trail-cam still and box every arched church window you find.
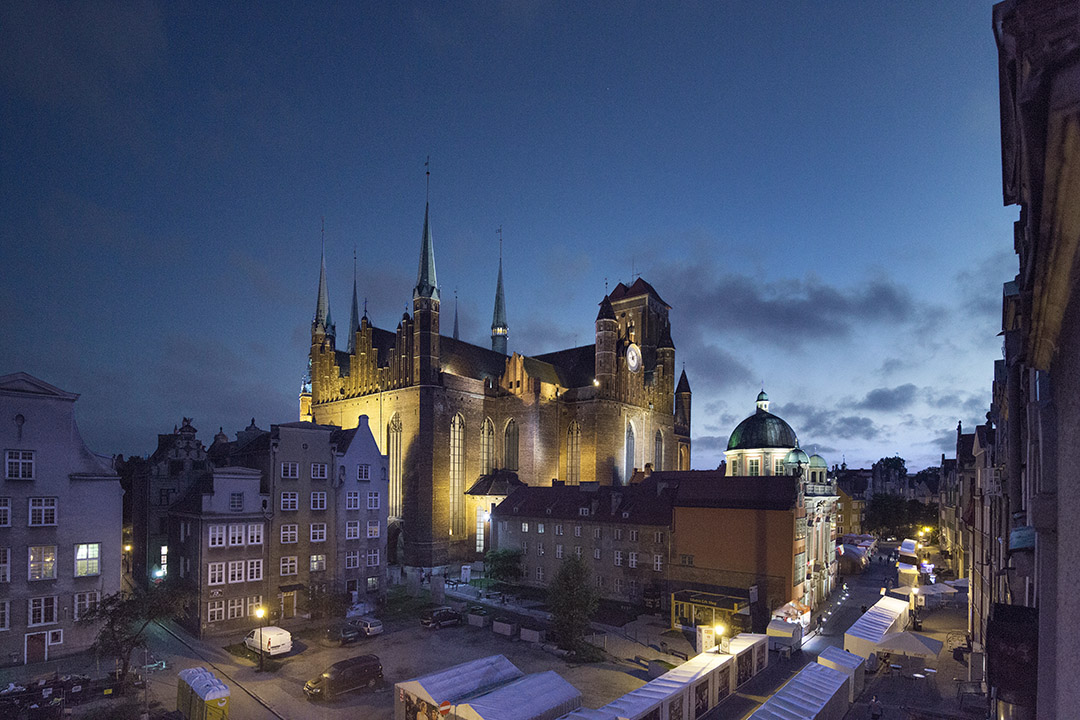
[625,422,636,484]
[387,415,403,519]
[504,419,519,471]
[567,422,581,485]
[679,445,689,471]
[654,430,663,472]
[449,414,466,537]
[480,418,495,475]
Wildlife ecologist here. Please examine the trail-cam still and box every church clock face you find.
[626,343,642,373]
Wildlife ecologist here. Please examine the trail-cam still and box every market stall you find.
[816,646,864,703]
[843,596,909,667]
[456,671,582,720]
[746,662,850,720]
[395,655,523,720]
[767,619,803,651]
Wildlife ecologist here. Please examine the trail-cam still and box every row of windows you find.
[519,542,664,570]
[279,521,379,543]
[0,591,100,630]
[279,462,375,481]
[519,522,663,543]
[280,491,380,511]
[0,497,58,526]
[278,550,379,575]
[0,544,100,581]
[523,567,643,595]
[208,595,264,622]
[208,559,263,585]
[206,524,264,548]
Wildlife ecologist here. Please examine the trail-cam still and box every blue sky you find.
[0,1,1015,470]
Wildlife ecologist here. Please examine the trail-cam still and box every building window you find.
[75,543,100,577]
[537,542,544,557]
[579,507,589,517]
[556,544,564,559]
[594,527,601,539]
[229,493,244,511]
[654,554,663,572]
[229,524,245,546]
[310,523,326,542]
[629,579,639,595]
[555,524,563,536]
[247,559,263,581]
[0,600,7,630]
[748,458,760,477]
[281,462,299,479]
[575,546,582,559]
[366,549,379,567]
[614,550,623,567]
[228,560,245,583]
[794,551,806,587]
[6,450,34,479]
[521,522,529,533]
[280,524,297,544]
[680,554,695,566]
[346,491,360,510]
[774,458,784,476]
[346,521,360,540]
[535,566,544,582]
[614,577,623,595]
[345,551,360,569]
[311,492,327,510]
[367,491,380,510]
[208,562,225,585]
[0,497,9,526]
[0,547,8,582]
[614,528,622,540]
[654,430,663,471]
[209,525,225,547]
[628,552,638,569]
[357,464,370,480]
[160,545,168,577]
[594,548,601,560]
[207,600,224,623]
[311,463,328,480]
[280,556,297,576]
[624,423,635,484]
[367,520,380,539]
[449,414,466,537]
[247,524,263,545]
[654,531,664,543]
[310,554,326,571]
[596,575,605,589]
[629,529,639,542]
[28,546,56,580]
[367,576,379,592]
[537,523,545,534]
[388,414,403,518]
[476,510,486,553]
[574,525,581,537]
[247,595,264,617]
[28,497,57,526]
[504,419,519,471]
[567,422,581,484]
[228,598,244,619]
[521,541,529,555]
[29,596,57,626]
[281,492,298,511]
[731,458,740,475]
[480,418,494,476]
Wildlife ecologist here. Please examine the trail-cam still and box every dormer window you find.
[579,507,589,516]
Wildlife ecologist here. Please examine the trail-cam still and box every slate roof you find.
[607,278,670,308]
[531,345,596,388]
[466,469,526,496]
[657,472,799,511]
[957,432,975,464]
[494,481,674,526]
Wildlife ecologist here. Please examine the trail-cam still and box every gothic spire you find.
[453,290,460,341]
[491,233,508,354]
[413,202,440,301]
[347,248,360,353]
[313,220,331,334]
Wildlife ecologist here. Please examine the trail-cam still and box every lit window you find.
[247,559,262,581]
[522,522,529,533]
[280,524,297,544]
[228,560,244,583]
[537,523,545,534]
[229,493,244,511]
[311,463,328,480]
[280,492,298,511]
[28,497,57,526]
[247,595,263,617]
[480,418,494,476]
[28,545,56,580]
[0,497,9,526]
[748,458,760,476]
[367,576,379,592]
[311,492,326,510]
[207,600,224,622]
[310,554,326,571]
[346,491,360,510]
[74,543,100,577]
[367,520,380,539]
[28,596,57,626]
[346,521,360,540]
[6,450,34,479]
[209,525,225,547]
[280,556,297,576]
[567,423,581,484]
[310,523,326,542]
[449,414,465,536]
[208,562,225,585]
[281,462,299,479]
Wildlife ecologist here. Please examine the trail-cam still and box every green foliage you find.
[485,548,523,584]
[78,577,195,692]
[548,556,599,652]
[877,456,907,475]
[306,584,350,619]
[864,494,939,537]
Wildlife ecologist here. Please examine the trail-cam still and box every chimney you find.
[358,414,369,430]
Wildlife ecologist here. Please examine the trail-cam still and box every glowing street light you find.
[255,606,267,671]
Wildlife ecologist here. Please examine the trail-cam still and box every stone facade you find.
[0,373,122,665]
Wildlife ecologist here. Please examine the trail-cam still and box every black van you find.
[304,654,383,700]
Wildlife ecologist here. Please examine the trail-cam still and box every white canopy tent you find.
[456,671,582,720]
[395,655,523,720]
[747,662,850,720]
[874,631,944,659]
[844,596,909,665]
[897,563,920,587]
[767,619,803,650]
[816,646,864,703]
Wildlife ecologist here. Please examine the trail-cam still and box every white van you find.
[245,626,292,656]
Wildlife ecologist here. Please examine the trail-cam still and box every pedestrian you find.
[869,695,883,719]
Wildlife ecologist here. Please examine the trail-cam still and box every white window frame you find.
[280,524,298,544]
[521,522,529,533]
[28,497,57,526]
[280,556,297,576]
[228,560,245,583]
[247,559,263,581]
[367,491,380,510]
[536,566,544,582]
[247,523,263,545]
[357,464,370,480]
[280,492,298,511]
[629,529,639,542]
[614,550,623,567]
[74,543,100,577]
[614,528,622,540]
[209,525,225,547]
[228,524,245,546]
[0,497,9,526]
[310,554,326,571]
[0,599,8,630]
[629,552,638,569]
[229,492,244,511]
[228,598,244,619]
[654,553,663,572]
[0,547,8,583]
[28,545,56,581]
[247,595,264,617]
[367,520,380,539]
[594,548,601,560]
[366,549,380,567]
[346,491,360,510]
[574,525,581,537]
[555,524,564,536]
[281,462,299,479]
[208,562,225,585]
[6,450,34,480]
[575,546,582,559]
[537,523,545,534]
[655,531,664,543]
[310,523,326,542]
[346,521,360,540]
[311,492,327,511]
[208,600,225,622]
[556,544,564,559]
[311,463,328,480]
[28,596,57,626]
[345,550,360,569]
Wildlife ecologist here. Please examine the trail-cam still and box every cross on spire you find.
[425,155,431,202]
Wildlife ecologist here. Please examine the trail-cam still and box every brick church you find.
[301,200,691,570]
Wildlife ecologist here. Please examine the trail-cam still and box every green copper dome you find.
[757,390,768,402]
[726,408,798,451]
[784,448,810,466]
[809,454,827,469]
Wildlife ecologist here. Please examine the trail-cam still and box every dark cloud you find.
[878,357,910,376]
[772,402,880,443]
[854,383,918,411]
[927,431,957,453]
[927,390,987,415]
[691,435,729,453]
[954,250,1017,321]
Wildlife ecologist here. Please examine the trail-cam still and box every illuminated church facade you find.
[301,201,691,569]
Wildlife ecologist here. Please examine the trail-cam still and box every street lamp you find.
[255,606,266,672]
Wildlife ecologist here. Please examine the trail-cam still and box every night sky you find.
[0,2,1015,471]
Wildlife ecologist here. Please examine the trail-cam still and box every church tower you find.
[491,251,508,354]
[307,232,336,408]
[347,250,360,354]
[595,295,617,394]
[412,202,441,385]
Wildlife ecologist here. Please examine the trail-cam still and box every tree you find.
[78,578,194,691]
[307,583,350,619]
[484,548,523,584]
[548,556,599,652]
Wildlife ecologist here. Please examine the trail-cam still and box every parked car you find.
[245,627,292,656]
[325,621,363,645]
[352,617,383,636]
[420,606,462,629]
[304,655,382,700]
